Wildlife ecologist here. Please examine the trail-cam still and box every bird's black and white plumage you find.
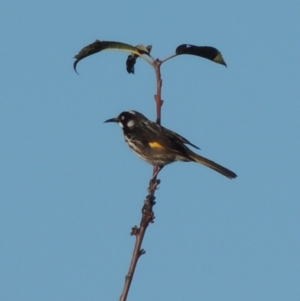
[105,110,237,179]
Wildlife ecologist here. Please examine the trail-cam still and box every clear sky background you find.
[1,1,299,300]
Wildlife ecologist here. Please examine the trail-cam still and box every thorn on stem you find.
[139,249,146,256]
[144,195,156,206]
[148,177,161,192]
[131,226,140,236]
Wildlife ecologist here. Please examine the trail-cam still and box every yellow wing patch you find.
[149,142,164,148]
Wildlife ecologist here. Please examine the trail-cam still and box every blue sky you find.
[1,1,300,300]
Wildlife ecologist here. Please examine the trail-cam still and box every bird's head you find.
[104,110,147,129]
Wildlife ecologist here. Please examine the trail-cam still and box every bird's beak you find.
[104,117,118,123]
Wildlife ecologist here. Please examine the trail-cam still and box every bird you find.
[104,110,237,179]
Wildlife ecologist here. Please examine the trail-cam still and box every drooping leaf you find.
[73,40,151,74]
[175,44,227,66]
[126,54,137,74]
[126,45,152,74]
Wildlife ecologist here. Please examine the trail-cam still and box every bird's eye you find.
[121,115,125,120]
[127,120,135,128]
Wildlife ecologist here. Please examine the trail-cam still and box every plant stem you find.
[153,59,163,124]
[119,178,159,301]
[119,60,164,301]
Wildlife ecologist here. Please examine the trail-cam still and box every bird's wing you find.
[132,121,200,151]
[161,126,200,150]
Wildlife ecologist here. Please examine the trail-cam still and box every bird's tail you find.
[189,153,237,179]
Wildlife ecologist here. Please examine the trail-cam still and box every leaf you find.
[136,44,152,54]
[73,40,151,74]
[175,44,227,66]
[126,45,152,74]
[126,54,137,74]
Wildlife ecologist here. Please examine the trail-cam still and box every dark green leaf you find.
[73,40,151,74]
[175,44,227,66]
[126,55,137,74]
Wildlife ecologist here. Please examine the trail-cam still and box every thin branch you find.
[119,59,164,301]
[138,54,155,66]
[160,53,178,64]
[119,177,160,301]
[152,59,163,124]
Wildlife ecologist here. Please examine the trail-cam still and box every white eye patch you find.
[127,120,135,128]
